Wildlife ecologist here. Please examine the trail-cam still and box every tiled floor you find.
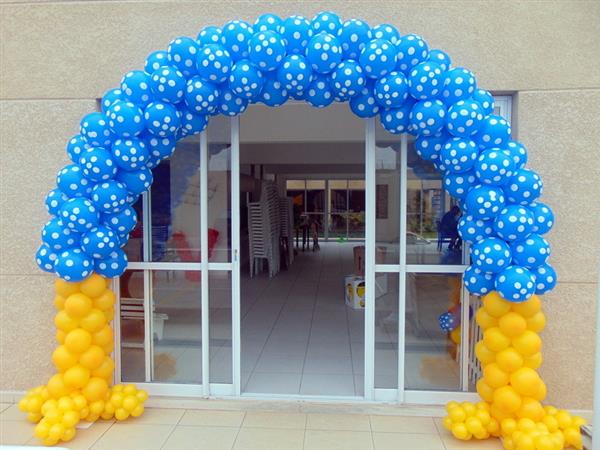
[0,403,505,450]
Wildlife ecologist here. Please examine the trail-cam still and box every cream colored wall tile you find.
[303,429,373,450]
[306,412,370,431]
[0,419,34,445]
[179,409,245,427]
[233,427,304,450]
[90,423,174,450]
[370,415,437,434]
[242,411,306,429]
[162,425,239,450]
[373,432,446,450]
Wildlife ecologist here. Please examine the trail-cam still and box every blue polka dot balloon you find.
[218,87,249,116]
[493,205,534,242]
[144,50,168,74]
[277,54,312,94]
[338,19,371,60]
[80,112,113,147]
[441,67,476,105]
[115,167,153,195]
[142,132,176,163]
[59,197,99,232]
[90,180,129,214]
[306,32,342,74]
[248,30,286,71]
[371,23,400,45]
[94,248,128,278]
[359,39,397,79]
[196,44,233,84]
[471,236,512,273]
[474,148,516,185]
[106,101,145,138]
[395,34,429,74]
[374,71,408,108]
[42,217,80,251]
[144,102,181,137]
[100,88,123,113]
[443,171,476,199]
[446,99,485,137]
[511,234,550,269]
[305,74,334,108]
[471,88,495,116]
[229,59,265,100]
[473,114,512,149]
[221,20,253,61]
[408,61,445,100]
[120,70,153,106]
[505,168,543,204]
[379,101,414,134]
[259,72,289,107]
[167,36,199,77]
[81,225,120,259]
[54,248,94,282]
[184,76,220,114]
[254,13,282,33]
[101,206,137,235]
[409,100,446,136]
[495,265,536,302]
[505,140,528,170]
[463,265,496,296]
[66,134,90,163]
[349,81,380,118]
[111,138,149,171]
[528,201,554,235]
[415,131,448,162]
[311,11,342,35]
[428,49,451,71]
[149,65,186,104]
[280,15,313,55]
[457,215,495,243]
[178,108,209,138]
[533,263,557,294]
[441,138,479,173]
[36,243,57,273]
[330,59,366,99]
[197,25,222,46]
[438,311,458,332]
[79,147,116,182]
[45,188,69,216]
[464,184,505,220]
[56,164,93,198]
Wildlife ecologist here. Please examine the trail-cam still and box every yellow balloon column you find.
[18,274,147,446]
[442,292,586,450]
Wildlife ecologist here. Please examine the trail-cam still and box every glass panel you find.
[328,213,347,238]
[208,116,232,263]
[306,180,325,213]
[121,196,144,262]
[151,136,201,262]
[374,273,399,388]
[405,272,461,391]
[209,271,232,383]
[306,213,325,239]
[329,180,348,213]
[286,180,305,190]
[375,141,401,264]
[119,269,145,382]
[151,269,202,384]
[407,139,462,265]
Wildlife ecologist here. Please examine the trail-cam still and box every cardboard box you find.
[344,274,389,310]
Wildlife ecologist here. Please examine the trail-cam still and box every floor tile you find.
[0,403,25,421]
[253,353,306,373]
[128,407,185,425]
[0,403,11,413]
[242,411,306,429]
[303,430,374,450]
[245,372,302,395]
[0,419,34,445]
[373,432,446,450]
[161,425,239,450]
[306,413,370,431]
[90,423,174,450]
[179,409,245,427]
[300,373,356,396]
[441,436,505,450]
[370,415,437,434]
[232,427,304,450]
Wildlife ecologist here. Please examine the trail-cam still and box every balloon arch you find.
[19,11,584,450]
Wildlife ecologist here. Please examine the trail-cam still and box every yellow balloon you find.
[82,377,109,403]
[475,308,498,330]
[47,374,71,399]
[64,293,93,318]
[62,427,76,442]
[512,330,542,357]
[57,396,75,413]
[91,356,115,380]
[465,416,483,434]
[80,274,107,298]
[54,295,66,310]
[483,291,512,318]
[498,312,528,337]
[131,404,144,417]
[65,328,93,354]
[483,327,511,352]
[476,379,495,403]
[501,418,517,436]
[483,363,510,388]
[64,364,91,389]
[523,352,543,370]
[93,289,116,311]
[92,325,113,347]
[555,410,572,429]
[510,367,542,397]
[493,385,522,414]
[56,330,66,344]
[543,415,559,433]
[449,406,466,423]
[115,408,130,421]
[526,312,546,333]
[534,434,555,450]
[52,345,78,372]
[34,421,50,439]
[79,345,105,370]
[451,422,471,440]
[54,310,79,333]
[515,433,535,450]
[516,397,545,422]
[450,326,461,344]
[475,341,496,366]
[55,279,81,298]
[442,416,454,430]
[496,348,524,373]
[511,295,541,318]
[61,410,79,428]
[80,309,107,333]
[532,380,547,402]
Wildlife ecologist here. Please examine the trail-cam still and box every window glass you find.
[119,269,145,382]
[122,196,144,262]
[209,271,232,383]
[375,273,399,388]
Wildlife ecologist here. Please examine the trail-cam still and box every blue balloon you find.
[94,248,128,278]
[471,88,495,116]
[359,39,397,79]
[280,15,313,55]
[446,99,485,137]
[441,67,477,105]
[218,87,249,116]
[116,167,153,195]
[56,164,93,198]
[504,168,543,205]
[371,23,400,45]
[428,49,451,71]
[408,61,445,100]
[495,265,536,302]
[221,20,253,61]
[81,225,120,259]
[505,140,528,170]
[311,11,342,35]
[511,234,550,269]
[144,50,169,74]
[349,81,380,118]
[457,215,495,243]
[374,71,408,108]
[409,99,447,136]
[196,44,233,84]
[111,138,149,171]
[184,76,221,115]
[79,147,117,182]
[464,184,505,220]
[102,206,137,235]
[254,13,283,33]
[463,265,496,296]
[197,26,222,46]
[259,73,289,107]
[305,74,334,108]
[178,108,209,138]
[533,263,557,295]
[59,197,99,232]
[443,171,476,199]
[331,60,366,99]
[45,188,69,216]
[471,237,512,273]
[120,70,153,106]
[248,30,286,71]
[149,65,186,104]
[395,34,429,73]
[493,205,534,242]
[54,248,94,282]
[474,148,516,185]
[144,102,181,137]
[80,112,114,147]
[229,59,265,100]
[528,201,555,235]
[441,137,478,173]
[338,19,371,60]
[276,54,312,94]
[36,243,57,273]
[66,134,90,163]
[42,217,80,251]
[142,132,176,163]
[415,131,448,162]
[438,311,458,332]
[306,32,342,74]
[167,36,199,77]
[379,101,413,134]
[100,88,123,113]
[473,114,512,149]
[90,180,129,214]
[106,101,145,138]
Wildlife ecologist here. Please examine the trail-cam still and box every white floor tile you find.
[300,373,356,396]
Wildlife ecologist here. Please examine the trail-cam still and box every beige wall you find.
[1,0,599,409]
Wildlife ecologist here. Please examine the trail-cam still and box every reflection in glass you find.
[375,273,398,388]
[122,196,144,262]
[209,271,232,383]
[405,272,461,391]
[328,213,347,238]
[119,270,145,382]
